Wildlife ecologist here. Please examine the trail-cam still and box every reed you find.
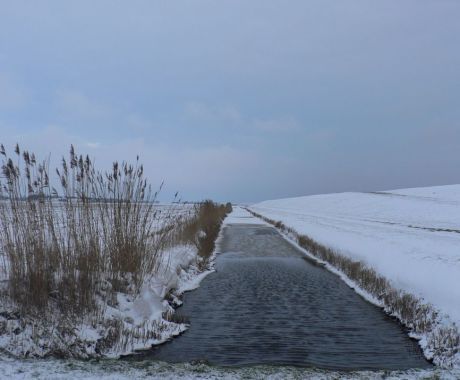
[0,144,178,317]
[170,200,231,268]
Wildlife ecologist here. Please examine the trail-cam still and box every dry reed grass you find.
[0,145,225,316]
[0,144,232,357]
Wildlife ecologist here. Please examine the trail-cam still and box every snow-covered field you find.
[250,185,460,365]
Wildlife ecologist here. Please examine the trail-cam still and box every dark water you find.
[143,224,430,370]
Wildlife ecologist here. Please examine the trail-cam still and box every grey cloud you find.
[0,1,459,202]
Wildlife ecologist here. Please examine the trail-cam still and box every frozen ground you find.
[1,357,460,380]
[250,185,460,363]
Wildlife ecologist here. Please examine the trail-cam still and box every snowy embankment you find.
[0,243,212,358]
[101,242,215,357]
[250,185,460,367]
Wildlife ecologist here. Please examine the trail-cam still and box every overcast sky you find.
[0,1,459,202]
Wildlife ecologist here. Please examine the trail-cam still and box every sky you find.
[0,1,459,203]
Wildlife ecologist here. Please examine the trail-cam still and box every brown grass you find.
[0,144,202,316]
[171,200,231,269]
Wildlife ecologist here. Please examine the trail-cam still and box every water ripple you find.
[145,224,430,370]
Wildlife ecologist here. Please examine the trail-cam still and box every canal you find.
[143,220,429,370]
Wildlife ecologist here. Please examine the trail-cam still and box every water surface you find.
[144,224,430,370]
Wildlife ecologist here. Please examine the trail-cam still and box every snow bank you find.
[0,243,212,358]
[101,243,206,357]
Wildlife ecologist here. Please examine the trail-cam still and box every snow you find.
[0,243,210,359]
[0,207,217,358]
[0,357,459,379]
[96,244,207,356]
[223,206,267,225]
